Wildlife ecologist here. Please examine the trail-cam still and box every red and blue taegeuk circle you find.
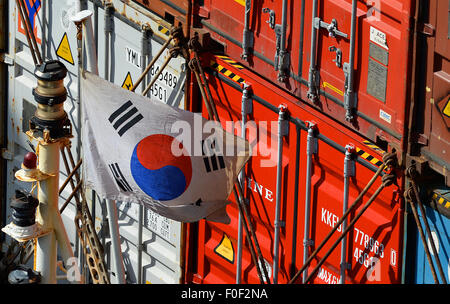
[130,134,192,201]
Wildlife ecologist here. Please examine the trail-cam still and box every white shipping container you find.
[1,0,186,284]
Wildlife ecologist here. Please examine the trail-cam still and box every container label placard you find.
[367,57,387,102]
[145,209,172,242]
[370,26,388,49]
[126,46,142,69]
[379,109,392,124]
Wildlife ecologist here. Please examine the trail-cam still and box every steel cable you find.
[406,166,447,284]
[15,0,38,65]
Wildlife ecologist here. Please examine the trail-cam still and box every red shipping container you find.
[183,54,404,284]
[198,0,415,154]
[407,0,450,185]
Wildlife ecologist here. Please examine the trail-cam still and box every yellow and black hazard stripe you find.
[432,192,450,210]
[355,147,384,167]
[362,140,386,154]
[210,60,246,84]
[214,55,245,70]
[158,25,170,36]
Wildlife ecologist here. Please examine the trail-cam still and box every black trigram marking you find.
[201,139,225,173]
[108,163,132,192]
[108,100,144,136]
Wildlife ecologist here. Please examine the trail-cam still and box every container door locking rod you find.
[289,152,398,284]
[405,167,448,284]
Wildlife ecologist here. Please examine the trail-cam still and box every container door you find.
[302,0,414,149]
[420,0,450,184]
[184,54,404,284]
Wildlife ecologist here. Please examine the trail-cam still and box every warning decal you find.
[121,72,134,90]
[56,32,74,65]
[437,94,450,129]
[214,234,235,264]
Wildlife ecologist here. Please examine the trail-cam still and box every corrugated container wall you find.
[194,0,415,155]
[408,189,450,284]
[137,0,450,186]
[407,0,450,186]
[1,0,186,284]
[184,54,404,284]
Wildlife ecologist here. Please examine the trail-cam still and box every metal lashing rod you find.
[340,145,355,284]
[131,37,173,92]
[302,122,317,283]
[406,167,447,284]
[235,181,271,284]
[289,158,389,284]
[18,0,42,64]
[60,146,81,197]
[232,187,265,284]
[405,188,439,284]
[142,47,177,96]
[189,58,215,120]
[192,50,219,121]
[59,180,83,214]
[410,183,448,284]
[188,36,219,120]
[59,158,82,195]
[15,0,37,65]
[304,171,396,284]
[273,104,288,284]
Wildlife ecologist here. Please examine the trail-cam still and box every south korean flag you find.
[81,71,250,223]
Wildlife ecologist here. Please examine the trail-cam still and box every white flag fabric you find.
[80,71,250,223]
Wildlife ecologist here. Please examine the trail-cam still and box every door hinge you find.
[410,132,428,145]
[0,53,14,66]
[419,23,435,37]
